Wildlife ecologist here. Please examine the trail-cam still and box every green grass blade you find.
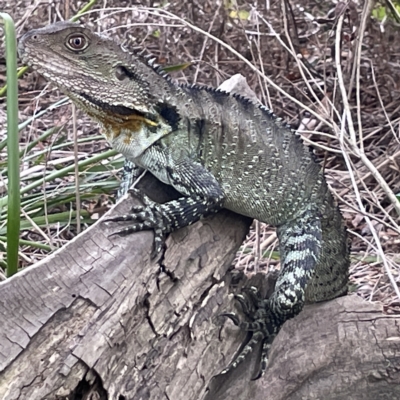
[0,13,20,277]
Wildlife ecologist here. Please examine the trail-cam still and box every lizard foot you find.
[219,286,278,380]
[106,188,167,255]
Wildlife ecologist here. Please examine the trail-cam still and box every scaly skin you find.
[19,22,350,378]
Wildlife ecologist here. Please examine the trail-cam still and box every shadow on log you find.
[0,172,399,400]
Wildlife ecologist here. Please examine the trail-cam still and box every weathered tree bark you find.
[0,172,399,400]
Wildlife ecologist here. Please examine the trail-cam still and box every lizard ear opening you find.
[155,102,180,131]
[115,66,129,81]
[115,65,145,84]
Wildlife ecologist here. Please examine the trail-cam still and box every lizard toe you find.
[219,288,279,377]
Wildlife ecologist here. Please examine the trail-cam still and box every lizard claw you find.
[105,188,167,255]
[218,312,240,326]
[219,286,277,379]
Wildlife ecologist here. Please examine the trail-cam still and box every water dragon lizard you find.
[18,21,350,379]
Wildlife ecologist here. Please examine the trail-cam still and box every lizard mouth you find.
[79,92,157,123]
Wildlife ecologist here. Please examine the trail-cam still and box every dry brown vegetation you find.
[1,0,400,310]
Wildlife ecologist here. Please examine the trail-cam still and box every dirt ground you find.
[1,0,400,310]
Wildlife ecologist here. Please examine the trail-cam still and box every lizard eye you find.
[66,34,88,51]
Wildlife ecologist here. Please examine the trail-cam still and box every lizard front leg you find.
[116,159,144,199]
[107,154,224,254]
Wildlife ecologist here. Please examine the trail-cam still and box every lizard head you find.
[19,21,180,157]
[19,21,172,126]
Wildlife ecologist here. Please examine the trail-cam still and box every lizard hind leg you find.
[220,207,322,379]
